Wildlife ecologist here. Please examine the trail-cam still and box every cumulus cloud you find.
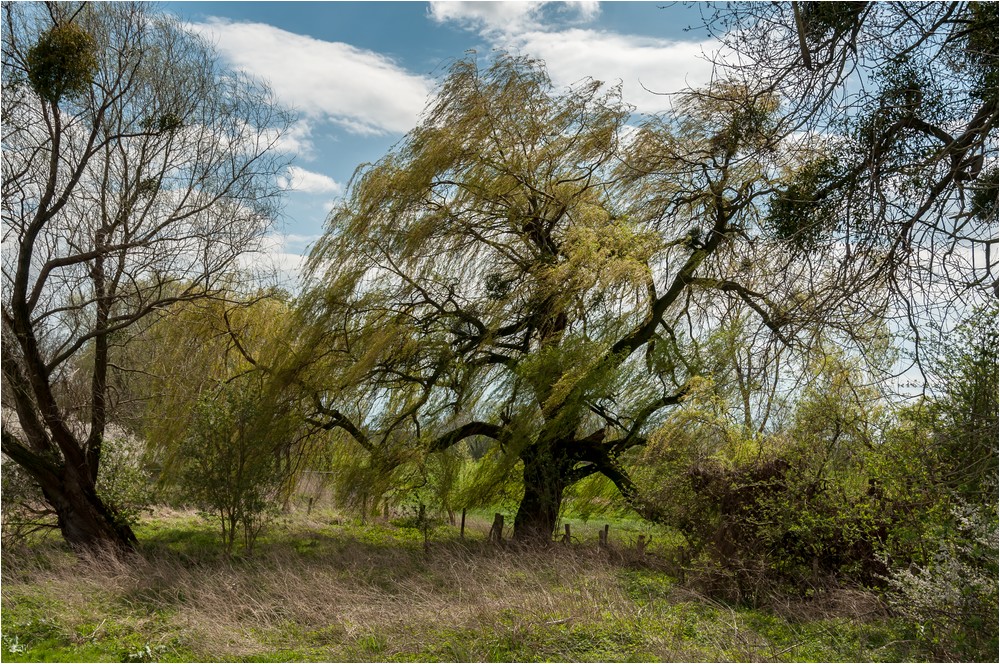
[429,2,717,115]
[188,18,433,136]
[508,29,714,114]
[277,166,342,194]
[428,1,599,33]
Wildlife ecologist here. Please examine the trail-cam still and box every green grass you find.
[2,505,920,662]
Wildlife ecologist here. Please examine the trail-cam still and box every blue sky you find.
[162,1,720,283]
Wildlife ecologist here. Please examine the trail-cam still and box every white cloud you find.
[428,1,599,33]
[271,120,317,160]
[506,29,715,114]
[188,18,433,136]
[429,3,716,116]
[278,166,342,194]
[244,232,322,289]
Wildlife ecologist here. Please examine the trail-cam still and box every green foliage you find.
[299,53,673,540]
[129,291,319,549]
[95,429,155,531]
[766,154,845,250]
[799,2,867,43]
[867,307,1000,661]
[634,349,895,599]
[885,502,998,661]
[25,21,98,102]
[951,1,999,103]
[139,112,183,135]
[561,473,629,521]
[969,167,998,226]
[421,445,465,522]
[924,305,999,499]
[692,82,779,157]
[629,306,996,660]
[174,376,298,555]
[453,445,524,513]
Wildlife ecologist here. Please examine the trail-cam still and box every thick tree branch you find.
[428,421,502,453]
[308,399,374,454]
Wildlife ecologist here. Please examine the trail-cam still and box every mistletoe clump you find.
[26,22,98,102]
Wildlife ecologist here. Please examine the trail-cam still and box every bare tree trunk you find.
[40,464,136,550]
[512,443,568,545]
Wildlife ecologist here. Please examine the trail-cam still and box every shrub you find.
[175,376,299,554]
[884,502,999,661]
[633,355,892,601]
[95,426,155,530]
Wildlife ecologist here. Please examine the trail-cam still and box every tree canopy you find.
[700,1,997,376]
[296,54,887,542]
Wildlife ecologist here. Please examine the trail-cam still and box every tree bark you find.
[45,468,138,550]
[512,442,570,544]
[2,431,137,551]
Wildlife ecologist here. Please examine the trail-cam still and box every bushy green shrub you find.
[174,376,299,554]
[96,426,155,530]
[633,356,894,601]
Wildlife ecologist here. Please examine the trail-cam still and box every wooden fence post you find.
[460,508,467,539]
[418,503,429,553]
[599,524,609,547]
[636,534,646,555]
[562,523,571,544]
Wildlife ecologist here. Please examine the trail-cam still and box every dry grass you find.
[1,507,914,662]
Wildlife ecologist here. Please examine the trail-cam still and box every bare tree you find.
[696,1,997,379]
[1,1,292,549]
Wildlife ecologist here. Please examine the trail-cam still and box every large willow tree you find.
[300,55,876,543]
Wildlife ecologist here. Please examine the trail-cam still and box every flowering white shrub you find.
[886,502,998,660]
[96,424,155,528]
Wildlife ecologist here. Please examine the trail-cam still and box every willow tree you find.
[1,1,291,550]
[300,55,875,543]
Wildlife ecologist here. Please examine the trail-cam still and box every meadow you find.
[1,505,917,663]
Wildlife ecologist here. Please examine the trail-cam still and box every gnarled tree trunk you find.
[512,441,572,544]
[2,430,137,550]
[45,470,137,550]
